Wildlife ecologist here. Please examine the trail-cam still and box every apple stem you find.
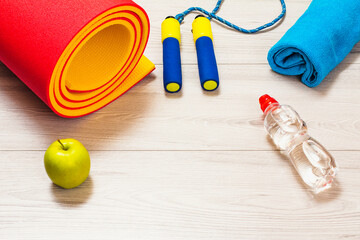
[57,139,65,150]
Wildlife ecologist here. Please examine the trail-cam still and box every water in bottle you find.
[259,95,338,194]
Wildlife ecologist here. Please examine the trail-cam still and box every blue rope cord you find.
[175,0,286,34]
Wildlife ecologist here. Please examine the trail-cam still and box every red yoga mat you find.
[0,0,155,118]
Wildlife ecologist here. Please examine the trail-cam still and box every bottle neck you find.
[264,102,280,115]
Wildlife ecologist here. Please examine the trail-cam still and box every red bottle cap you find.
[259,94,278,113]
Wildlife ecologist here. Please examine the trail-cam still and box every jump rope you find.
[161,0,287,93]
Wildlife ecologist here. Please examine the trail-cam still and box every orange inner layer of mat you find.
[48,6,154,117]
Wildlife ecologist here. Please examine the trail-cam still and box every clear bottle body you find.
[264,103,338,193]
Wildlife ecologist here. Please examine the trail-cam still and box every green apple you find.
[44,139,90,189]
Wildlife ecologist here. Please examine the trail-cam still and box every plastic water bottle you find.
[259,95,338,194]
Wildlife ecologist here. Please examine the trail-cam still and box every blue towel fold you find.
[268,0,360,87]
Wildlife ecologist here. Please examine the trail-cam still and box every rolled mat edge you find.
[0,0,155,118]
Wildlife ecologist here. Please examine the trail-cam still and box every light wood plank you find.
[0,150,359,240]
[142,0,360,65]
[0,63,360,151]
[0,0,359,239]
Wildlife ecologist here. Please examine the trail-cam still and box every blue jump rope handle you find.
[162,17,182,93]
[193,16,219,91]
[195,36,219,91]
[163,38,182,93]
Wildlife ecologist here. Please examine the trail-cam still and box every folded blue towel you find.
[268,0,360,87]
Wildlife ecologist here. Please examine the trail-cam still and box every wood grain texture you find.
[142,0,360,65]
[0,63,360,151]
[0,151,359,240]
[0,0,360,239]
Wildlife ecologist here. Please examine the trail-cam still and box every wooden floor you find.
[1,0,360,239]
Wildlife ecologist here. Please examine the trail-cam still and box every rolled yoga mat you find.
[0,0,155,117]
[268,0,360,87]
